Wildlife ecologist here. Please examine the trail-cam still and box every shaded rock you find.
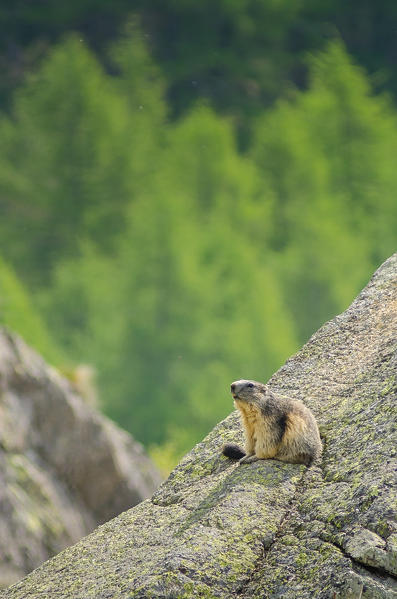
[0,329,162,588]
[2,254,397,598]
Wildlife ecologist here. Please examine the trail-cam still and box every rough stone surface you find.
[0,329,162,589]
[2,254,397,598]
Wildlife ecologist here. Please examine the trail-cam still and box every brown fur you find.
[222,379,322,466]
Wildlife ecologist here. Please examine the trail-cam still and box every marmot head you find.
[230,379,267,405]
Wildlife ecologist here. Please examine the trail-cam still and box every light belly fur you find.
[235,401,278,458]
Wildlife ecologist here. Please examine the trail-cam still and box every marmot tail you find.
[222,443,246,460]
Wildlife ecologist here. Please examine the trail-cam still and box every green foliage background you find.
[0,6,396,468]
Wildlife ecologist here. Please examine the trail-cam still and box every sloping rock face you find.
[2,254,397,599]
[0,329,162,589]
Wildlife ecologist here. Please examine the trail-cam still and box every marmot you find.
[222,379,322,466]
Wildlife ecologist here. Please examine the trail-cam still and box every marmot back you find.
[222,379,322,466]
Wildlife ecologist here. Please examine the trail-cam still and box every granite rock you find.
[0,329,162,588]
[2,254,397,598]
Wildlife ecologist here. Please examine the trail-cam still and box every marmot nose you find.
[231,383,236,393]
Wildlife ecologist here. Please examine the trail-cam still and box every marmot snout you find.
[223,379,322,466]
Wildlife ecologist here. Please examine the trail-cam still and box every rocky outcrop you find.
[0,329,162,589]
[2,254,397,598]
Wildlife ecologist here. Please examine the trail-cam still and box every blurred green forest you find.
[0,3,396,469]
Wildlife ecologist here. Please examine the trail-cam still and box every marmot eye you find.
[247,383,254,388]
